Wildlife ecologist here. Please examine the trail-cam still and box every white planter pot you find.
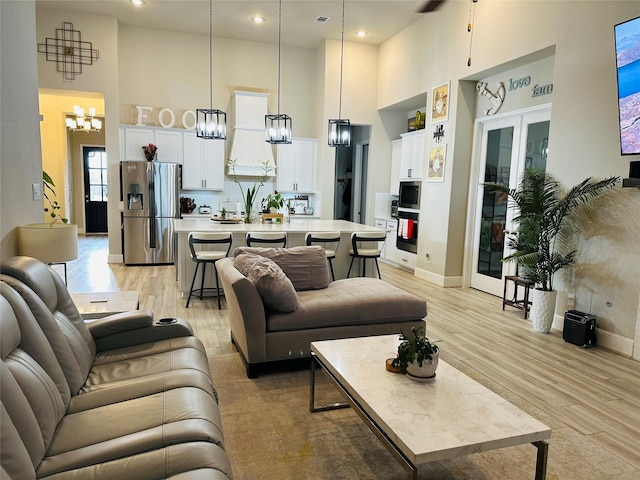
[406,351,439,380]
[529,289,557,333]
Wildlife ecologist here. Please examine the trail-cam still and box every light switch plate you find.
[32,183,42,201]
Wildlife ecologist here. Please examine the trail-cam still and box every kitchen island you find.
[173,218,385,293]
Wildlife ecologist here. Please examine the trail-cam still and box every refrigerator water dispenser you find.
[128,193,143,210]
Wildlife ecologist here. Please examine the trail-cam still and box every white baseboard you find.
[414,267,463,288]
[108,254,123,264]
[552,314,634,357]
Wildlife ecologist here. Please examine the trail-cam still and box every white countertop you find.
[173,218,383,234]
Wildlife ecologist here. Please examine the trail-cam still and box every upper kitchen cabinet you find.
[399,130,425,180]
[121,127,182,163]
[277,137,317,193]
[182,132,224,190]
[390,139,402,194]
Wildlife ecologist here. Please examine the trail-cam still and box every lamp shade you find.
[18,223,78,263]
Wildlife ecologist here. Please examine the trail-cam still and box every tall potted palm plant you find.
[487,168,618,333]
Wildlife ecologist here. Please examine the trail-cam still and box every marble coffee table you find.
[310,335,551,480]
[70,291,139,320]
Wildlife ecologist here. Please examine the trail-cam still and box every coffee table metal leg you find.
[309,355,350,412]
[310,354,418,479]
[533,441,549,480]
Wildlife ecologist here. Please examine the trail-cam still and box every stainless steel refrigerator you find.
[121,161,181,265]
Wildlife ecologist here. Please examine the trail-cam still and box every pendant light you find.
[265,0,292,144]
[196,0,226,139]
[328,0,351,147]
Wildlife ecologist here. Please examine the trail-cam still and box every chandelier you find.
[66,105,102,132]
[328,0,351,147]
[265,0,292,144]
[196,0,226,139]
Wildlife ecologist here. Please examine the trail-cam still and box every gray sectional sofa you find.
[217,246,427,377]
[0,256,232,480]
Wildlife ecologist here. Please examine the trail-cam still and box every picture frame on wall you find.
[427,144,447,182]
[431,81,450,124]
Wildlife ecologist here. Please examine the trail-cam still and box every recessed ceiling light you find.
[130,0,145,6]
[251,16,265,24]
[355,31,368,38]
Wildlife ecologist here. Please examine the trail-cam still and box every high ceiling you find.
[36,0,428,49]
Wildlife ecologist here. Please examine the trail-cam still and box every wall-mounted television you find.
[615,15,640,155]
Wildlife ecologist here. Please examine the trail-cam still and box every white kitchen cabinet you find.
[374,219,388,257]
[385,219,399,262]
[154,130,183,163]
[277,138,316,193]
[399,130,425,180]
[390,139,402,194]
[121,126,182,163]
[182,132,225,190]
[394,249,417,270]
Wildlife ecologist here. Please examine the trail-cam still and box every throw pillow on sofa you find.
[233,245,330,291]
[234,253,299,312]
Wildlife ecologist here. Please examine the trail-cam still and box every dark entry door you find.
[83,147,108,233]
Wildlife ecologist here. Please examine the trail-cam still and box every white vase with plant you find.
[228,159,273,223]
[486,167,618,333]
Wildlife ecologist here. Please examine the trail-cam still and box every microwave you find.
[398,181,421,209]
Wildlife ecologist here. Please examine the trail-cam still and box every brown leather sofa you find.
[0,256,233,480]
[217,246,427,377]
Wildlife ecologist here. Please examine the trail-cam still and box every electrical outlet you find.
[567,293,575,308]
[32,183,42,201]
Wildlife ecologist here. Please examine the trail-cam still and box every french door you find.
[469,107,550,296]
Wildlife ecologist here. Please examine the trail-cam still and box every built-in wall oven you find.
[397,209,419,253]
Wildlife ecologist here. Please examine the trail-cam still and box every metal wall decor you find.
[433,124,445,143]
[476,81,506,116]
[38,22,99,81]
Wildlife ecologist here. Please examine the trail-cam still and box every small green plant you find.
[391,326,439,373]
[228,159,273,223]
[43,171,68,224]
[262,191,285,212]
[221,207,227,219]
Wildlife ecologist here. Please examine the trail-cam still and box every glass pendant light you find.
[196,0,226,139]
[265,0,292,144]
[328,0,351,147]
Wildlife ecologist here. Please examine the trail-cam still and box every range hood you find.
[227,91,276,177]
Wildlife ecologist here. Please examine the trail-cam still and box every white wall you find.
[0,1,43,259]
[377,0,640,345]
[36,7,120,258]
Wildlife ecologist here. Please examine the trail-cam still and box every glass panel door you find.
[470,108,550,296]
[84,147,108,233]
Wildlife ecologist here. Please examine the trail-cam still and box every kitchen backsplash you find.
[181,179,317,215]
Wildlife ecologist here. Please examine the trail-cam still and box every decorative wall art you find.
[38,22,99,81]
[431,82,450,124]
[476,81,506,116]
[427,144,447,182]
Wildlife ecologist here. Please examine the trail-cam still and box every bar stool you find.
[186,232,232,309]
[305,231,341,280]
[502,271,535,319]
[246,232,287,248]
[347,231,386,279]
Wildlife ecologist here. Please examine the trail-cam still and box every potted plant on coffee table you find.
[391,326,440,382]
[486,167,618,333]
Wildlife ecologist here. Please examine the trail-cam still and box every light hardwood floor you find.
[63,235,640,477]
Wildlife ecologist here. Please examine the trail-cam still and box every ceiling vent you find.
[314,16,330,24]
